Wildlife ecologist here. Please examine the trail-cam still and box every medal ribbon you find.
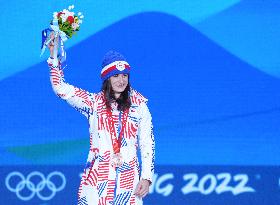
[106,107,129,154]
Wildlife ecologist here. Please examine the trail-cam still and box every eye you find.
[123,74,128,77]
[113,74,119,77]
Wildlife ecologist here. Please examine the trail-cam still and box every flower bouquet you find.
[52,5,84,38]
[40,5,84,58]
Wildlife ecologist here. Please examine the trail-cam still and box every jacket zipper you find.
[113,111,122,204]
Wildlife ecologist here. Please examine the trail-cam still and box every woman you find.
[47,36,155,205]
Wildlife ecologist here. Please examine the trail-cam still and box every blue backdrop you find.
[1,0,280,204]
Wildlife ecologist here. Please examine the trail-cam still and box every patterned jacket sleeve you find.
[138,101,155,184]
[47,57,95,118]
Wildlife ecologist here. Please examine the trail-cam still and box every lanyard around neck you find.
[106,107,129,154]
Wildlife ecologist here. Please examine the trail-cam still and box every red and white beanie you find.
[101,50,130,82]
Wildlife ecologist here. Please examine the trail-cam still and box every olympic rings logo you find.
[5,171,66,201]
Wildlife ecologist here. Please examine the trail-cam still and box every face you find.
[109,74,129,93]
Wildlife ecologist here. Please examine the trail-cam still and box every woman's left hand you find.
[134,179,151,198]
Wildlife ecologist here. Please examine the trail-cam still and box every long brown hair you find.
[101,78,131,111]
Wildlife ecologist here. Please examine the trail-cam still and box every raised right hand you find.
[47,32,58,58]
